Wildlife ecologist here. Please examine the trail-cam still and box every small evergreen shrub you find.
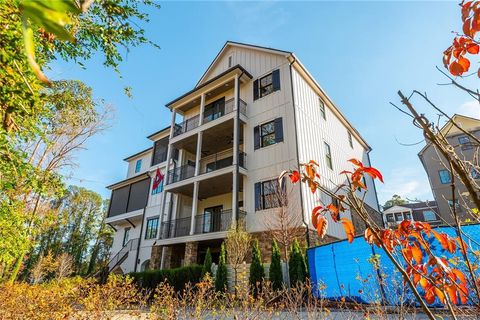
[215,242,228,292]
[269,240,283,291]
[129,264,202,292]
[201,247,213,278]
[289,239,307,287]
[249,239,264,297]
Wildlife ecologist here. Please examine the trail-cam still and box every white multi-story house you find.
[106,42,381,274]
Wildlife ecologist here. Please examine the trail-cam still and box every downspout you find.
[288,56,310,247]
[235,71,244,223]
[366,151,382,225]
[133,207,146,273]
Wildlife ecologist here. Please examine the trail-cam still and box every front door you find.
[203,205,223,233]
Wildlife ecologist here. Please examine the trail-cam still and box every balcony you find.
[167,163,196,184]
[172,98,247,138]
[159,210,246,239]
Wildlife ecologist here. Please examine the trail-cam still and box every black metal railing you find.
[166,163,195,185]
[202,152,247,174]
[108,238,139,271]
[172,98,247,137]
[160,210,247,239]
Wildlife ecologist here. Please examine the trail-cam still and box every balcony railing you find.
[159,210,246,239]
[166,163,195,185]
[172,98,247,137]
[108,238,139,271]
[202,152,246,174]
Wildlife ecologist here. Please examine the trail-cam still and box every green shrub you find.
[129,264,202,292]
[289,239,307,287]
[215,242,228,292]
[249,239,264,297]
[201,248,213,278]
[269,240,283,291]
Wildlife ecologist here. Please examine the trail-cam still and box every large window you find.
[123,227,130,246]
[458,135,473,150]
[253,69,280,100]
[324,142,333,170]
[319,98,326,120]
[255,179,283,210]
[145,217,159,239]
[203,97,225,122]
[254,118,283,150]
[438,169,452,184]
[135,159,142,173]
[152,137,169,166]
[423,210,437,221]
[108,178,150,217]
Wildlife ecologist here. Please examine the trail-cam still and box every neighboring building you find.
[106,41,381,274]
[383,201,441,228]
[418,114,480,224]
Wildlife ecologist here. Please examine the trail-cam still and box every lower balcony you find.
[159,210,246,239]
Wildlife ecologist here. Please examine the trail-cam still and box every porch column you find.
[194,131,203,176]
[231,74,240,224]
[190,181,199,235]
[198,93,206,126]
[158,109,177,239]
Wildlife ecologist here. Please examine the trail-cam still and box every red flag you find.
[152,168,164,190]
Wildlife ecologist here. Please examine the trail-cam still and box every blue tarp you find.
[307,224,480,305]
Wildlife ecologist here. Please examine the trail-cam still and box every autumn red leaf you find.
[340,218,355,243]
[289,170,300,184]
[316,216,328,239]
[411,243,423,265]
[311,206,323,228]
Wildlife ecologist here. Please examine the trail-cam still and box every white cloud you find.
[376,166,433,205]
[458,100,480,119]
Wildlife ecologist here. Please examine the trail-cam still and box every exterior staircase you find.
[107,238,139,272]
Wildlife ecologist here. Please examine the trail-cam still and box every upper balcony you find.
[173,98,247,138]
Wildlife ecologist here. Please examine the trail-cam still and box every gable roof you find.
[383,201,438,213]
[196,41,291,87]
[418,114,480,156]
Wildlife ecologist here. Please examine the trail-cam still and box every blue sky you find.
[51,1,479,205]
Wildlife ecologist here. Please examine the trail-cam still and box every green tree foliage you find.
[289,239,307,287]
[269,240,283,291]
[383,194,408,209]
[215,243,228,292]
[201,248,213,278]
[249,239,264,297]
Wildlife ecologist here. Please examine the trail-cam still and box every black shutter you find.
[254,182,262,211]
[272,69,280,91]
[254,125,260,150]
[253,79,259,100]
[274,117,283,143]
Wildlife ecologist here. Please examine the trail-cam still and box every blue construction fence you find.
[307,224,480,306]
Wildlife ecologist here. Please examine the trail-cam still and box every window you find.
[439,169,452,184]
[145,217,159,239]
[151,178,164,195]
[135,159,142,173]
[319,98,326,120]
[458,135,473,150]
[386,214,394,223]
[203,97,225,122]
[423,210,437,221]
[108,178,150,217]
[123,227,130,247]
[324,142,333,170]
[255,179,282,210]
[395,212,404,222]
[253,69,280,100]
[254,118,283,150]
[152,137,169,166]
[404,212,412,220]
[472,167,480,179]
[348,131,353,148]
[228,56,232,68]
[448,200,460,211]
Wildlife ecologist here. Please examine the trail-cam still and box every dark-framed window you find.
[319,98,326,120]
[152,137,169,166]
[135,159,142,173]
[253,69,280,100]
[145,217,159,239]
[203,97,226,122]
[348,131,353,148]
[448,200,461,212]
[423,210,437,221]
[439,169,452,184]
[458,135,473,150]
[324,142,333,170]
[151,178,164,195]
[123,227,131,246]
[386,214,394,222]
[254,179,284,211]
[254,118,283,150]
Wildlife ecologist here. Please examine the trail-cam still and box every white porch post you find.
[231,74,240,224]
[190,181,199,235]
[194,132,203,176]
[199,93,205,126]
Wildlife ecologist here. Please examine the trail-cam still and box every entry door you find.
[203,205,223,233]
[204,98,225,122]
